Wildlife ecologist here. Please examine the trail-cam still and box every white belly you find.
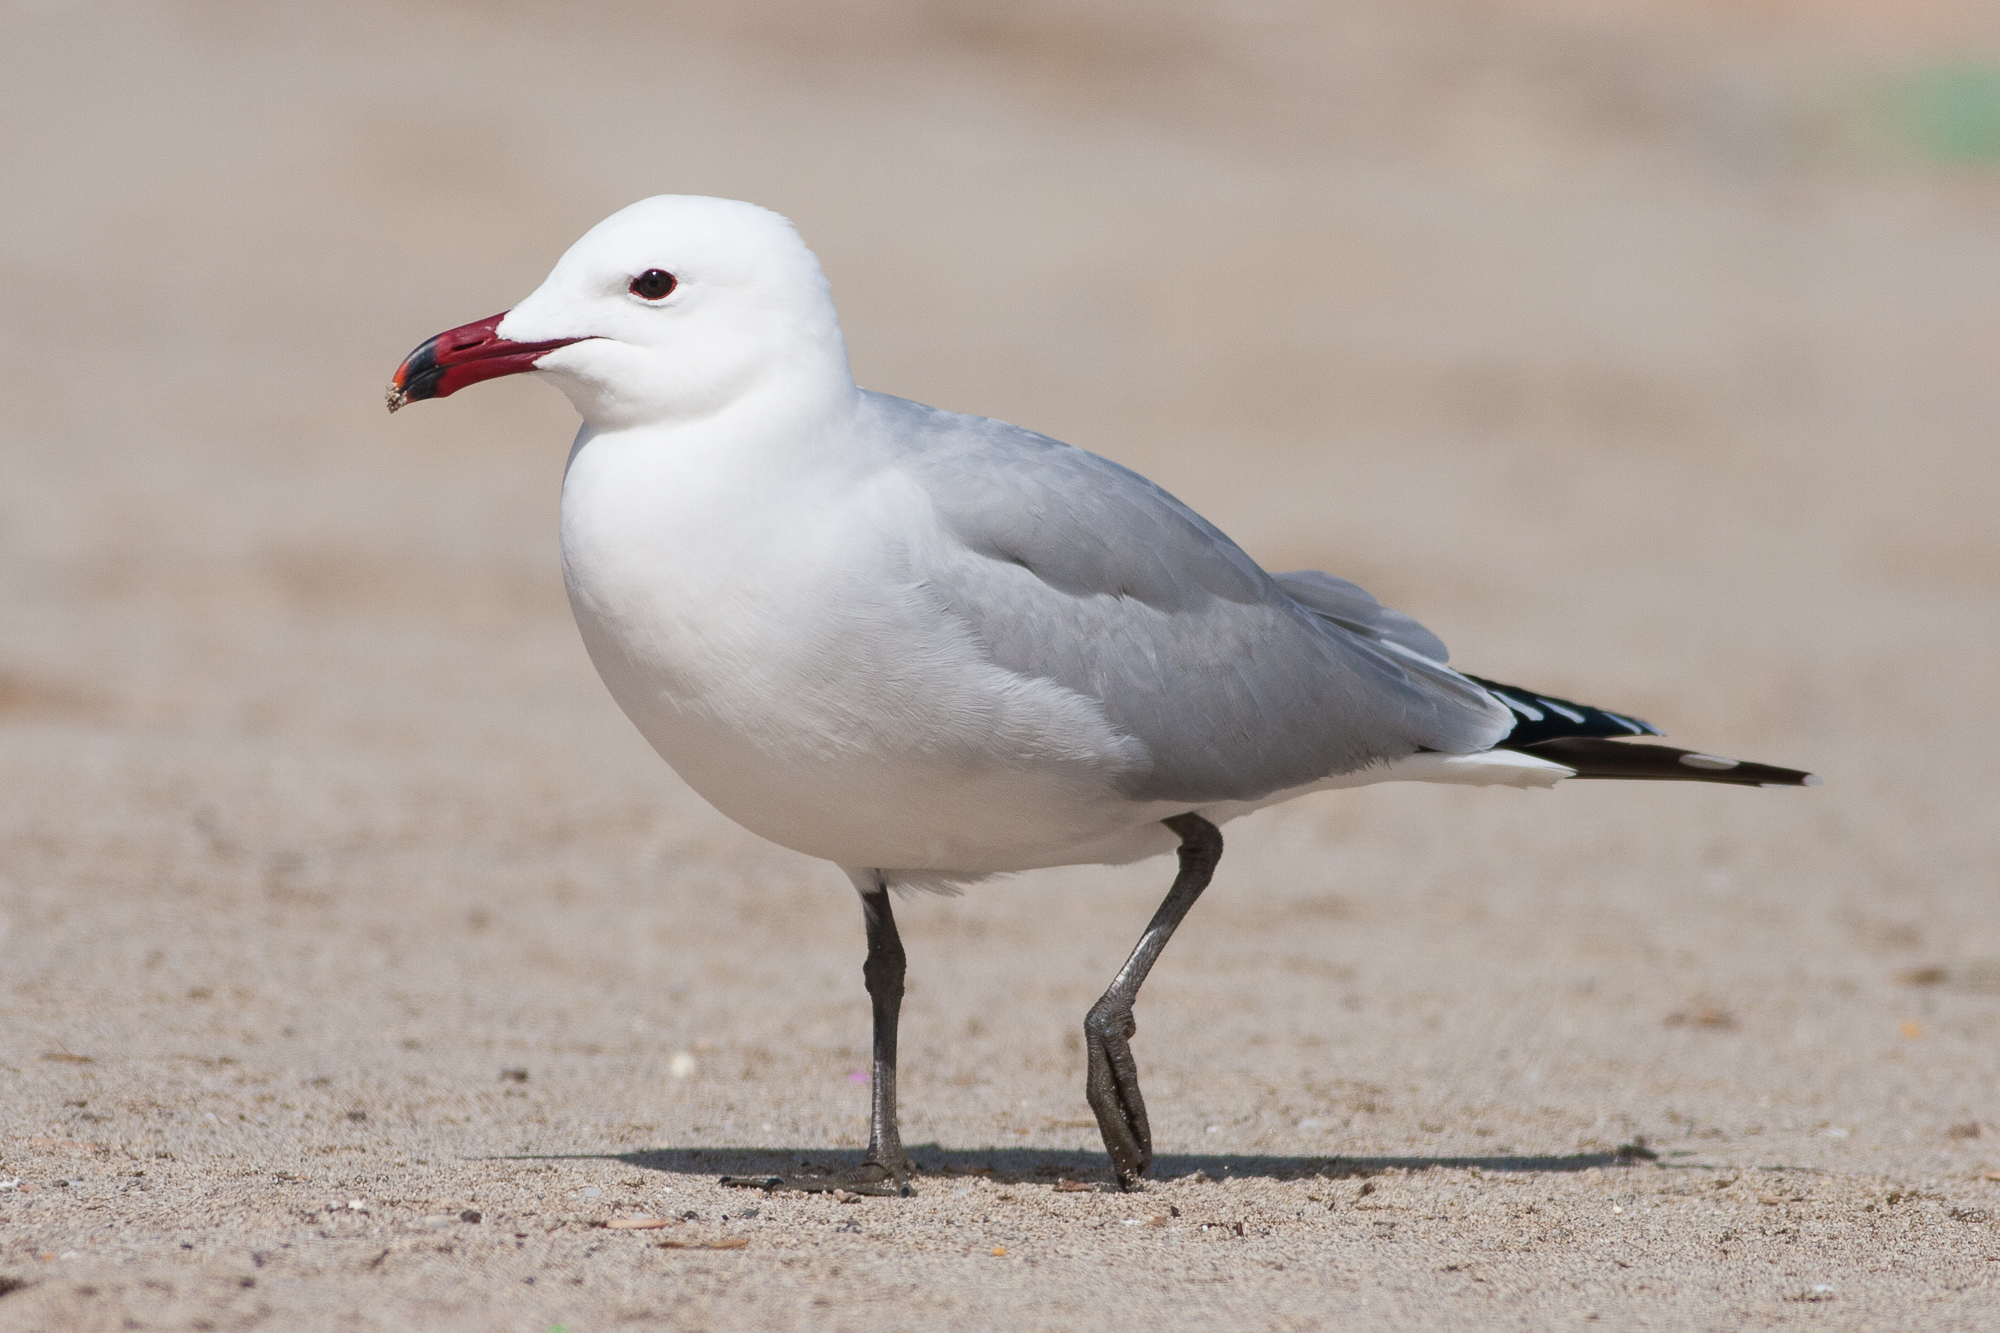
[559,423,1152,874]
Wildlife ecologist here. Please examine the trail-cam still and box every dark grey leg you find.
[720,871,916,1197]
[1085,813,1223,1190]
[857,877,916,1183]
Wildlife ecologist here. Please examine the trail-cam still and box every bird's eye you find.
[630,269,678,300]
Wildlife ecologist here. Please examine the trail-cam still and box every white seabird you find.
[389,195,1817,1192]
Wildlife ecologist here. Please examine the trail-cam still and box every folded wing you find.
[873,394,1513,805]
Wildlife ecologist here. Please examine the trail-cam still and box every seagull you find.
[388,195,1817,1194]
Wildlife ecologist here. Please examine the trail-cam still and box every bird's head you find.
[387,196,851,430]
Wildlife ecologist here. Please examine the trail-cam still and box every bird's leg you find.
[1084,813,1223,1190]
[719,872,915,1198]
[855,878,917,1186]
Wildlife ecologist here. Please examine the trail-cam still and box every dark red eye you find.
[630,269,677,300]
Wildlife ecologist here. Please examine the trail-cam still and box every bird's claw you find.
[1084,1001,1153,1189]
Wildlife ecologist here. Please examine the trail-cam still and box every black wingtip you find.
[1462,674,1663,747]
[1516,736,1820,787]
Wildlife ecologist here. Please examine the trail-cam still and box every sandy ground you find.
[5,2,2000,1329]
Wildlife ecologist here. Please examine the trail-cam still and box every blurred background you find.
[3,0,1999,1230]
[7,0,1999,742]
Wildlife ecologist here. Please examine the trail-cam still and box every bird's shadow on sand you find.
[498,1143,1659,1186]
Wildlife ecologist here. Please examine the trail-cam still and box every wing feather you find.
[868,393,1512,803]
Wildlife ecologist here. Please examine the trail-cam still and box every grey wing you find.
[872,394,1513,804]
[1271,569,1453,664]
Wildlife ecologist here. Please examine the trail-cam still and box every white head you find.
[388,196,854,431]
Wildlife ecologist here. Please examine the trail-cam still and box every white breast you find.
[558,415,1148,874]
